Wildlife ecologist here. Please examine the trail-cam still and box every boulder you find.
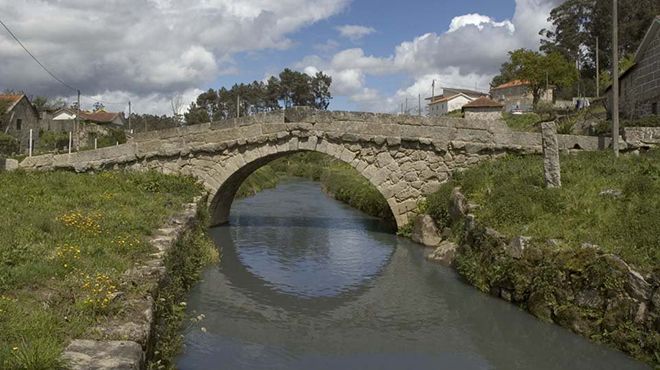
[505,236,530,259]
[449,187,468,222]
[426,241,458,266]
[410,215,443,247]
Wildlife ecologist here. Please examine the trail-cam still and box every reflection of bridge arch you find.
[20,108,609,228]
[211,212,397,312]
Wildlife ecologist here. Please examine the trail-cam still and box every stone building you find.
[462,96,504,120]
[490,80,553,112]
[0,94,40,153]
[605,16,660,119]
[426,88,486,116]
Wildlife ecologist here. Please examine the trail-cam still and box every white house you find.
[426,87,486,116]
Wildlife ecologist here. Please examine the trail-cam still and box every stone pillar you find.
[541,122,561,188]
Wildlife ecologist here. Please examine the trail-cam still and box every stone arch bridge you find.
[20,108,611,228]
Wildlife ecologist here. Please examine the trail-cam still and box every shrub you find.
[39,131,69,151]
[0,132,19,157]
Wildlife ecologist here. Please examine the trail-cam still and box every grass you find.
[425,150,660,273]
[502,112,544,132]
[0,170,204,369]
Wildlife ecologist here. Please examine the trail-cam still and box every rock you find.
[411,215,443,247]
[0,158,18,172]
[541,121,561,188]
[599,188,623,198]
[449,187,468,222]
[62,340,143,370]
[575,289,604,310]
[634,302,648,324]
[528,291,553,322]
[652,288,660,311]
[500,289,513,302]
[426,241,458,266]
[505,236,530,259]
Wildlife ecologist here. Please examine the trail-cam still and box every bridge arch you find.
[189,136,413,228]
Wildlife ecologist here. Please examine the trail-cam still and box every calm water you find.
[176,179,648,370]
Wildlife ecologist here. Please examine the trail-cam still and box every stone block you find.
[541,122,561,188]
[62,340,143,370]
[411,215,443,247]
[0,158,18,171]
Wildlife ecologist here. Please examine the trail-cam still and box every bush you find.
[39,130,69,151]
[502,112,542,132]
[0,132,19,157]
[93,127,127,148]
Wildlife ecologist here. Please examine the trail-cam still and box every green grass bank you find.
[0,170,211,369]
[420,150,660,365]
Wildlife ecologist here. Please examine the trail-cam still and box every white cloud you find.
[336,25,376,41]
[298,0,559,112]
[448,14,515,33]
[0,0,349,114]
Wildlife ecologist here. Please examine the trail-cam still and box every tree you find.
[492,49,578,106]
[31,96,66,112]
[541,0,659,75]
[92,101,105,112]
[311,71,332,110]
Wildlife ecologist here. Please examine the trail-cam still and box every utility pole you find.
[431,79,435,100]
[405,97,408,115]
[612,0,620,157]
[75,90,80,151]
[418,94,421,116]
[128,100,132,132]
[596,36,600,97]
[237,94,240,118]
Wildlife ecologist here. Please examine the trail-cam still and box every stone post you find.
[541,121,561,188]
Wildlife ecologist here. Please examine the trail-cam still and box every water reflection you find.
[177,179,648,370]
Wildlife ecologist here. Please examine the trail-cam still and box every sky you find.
[0,0,562,115]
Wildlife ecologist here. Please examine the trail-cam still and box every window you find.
[653,102,658,115]
[16,119,22,130]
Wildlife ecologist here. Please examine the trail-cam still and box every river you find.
[176,178,648,370]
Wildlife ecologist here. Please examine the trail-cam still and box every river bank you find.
[416,150,660,366]
[0,170,215,369]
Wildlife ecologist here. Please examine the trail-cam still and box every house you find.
[79,110,127,127]
[0,94,40,153]
[426,87,487,116]
[605,16,660,119]
[462,96,504,120]
[490,80,553,112]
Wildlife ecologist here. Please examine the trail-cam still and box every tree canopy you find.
[491,49,578,105]
[540,0,659,94]
[184,69,332,125]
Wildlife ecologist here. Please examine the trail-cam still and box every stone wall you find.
[61,199,201,370]
[19,109,614,228]
[418,188,660,365]
[624,126,660,148]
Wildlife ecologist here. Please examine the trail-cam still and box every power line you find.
[0,17,77,92]
[1,17,127,109]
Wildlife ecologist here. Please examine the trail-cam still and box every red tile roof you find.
[491,79,530,90]
[462,96,504,109]
[79,110,121,123]
[0,94,25,113]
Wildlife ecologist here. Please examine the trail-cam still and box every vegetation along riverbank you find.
[418,150,659,365]
[0,170,215,369]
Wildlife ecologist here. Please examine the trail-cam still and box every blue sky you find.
[0,0,560,114]
[213,0,519,111]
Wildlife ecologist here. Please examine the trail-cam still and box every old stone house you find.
[0,94,40,153]
[427,88,486,116]
[462,96,504,120]
[490,80,554,112]
[605,16,660,119]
